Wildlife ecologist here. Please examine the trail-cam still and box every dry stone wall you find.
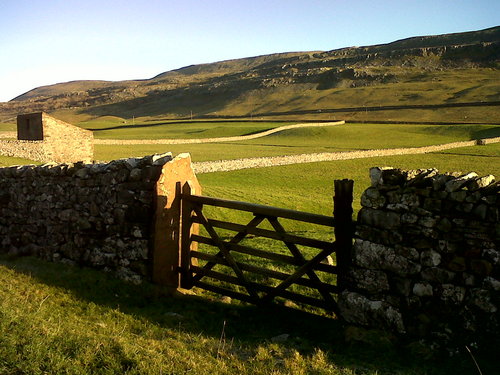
[0,140,47,161]
[339,167,499,349]
[0,152,177,284]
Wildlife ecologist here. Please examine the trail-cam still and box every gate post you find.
[333,179,354,291]
[180,181,195,289]
[151,154,201,293]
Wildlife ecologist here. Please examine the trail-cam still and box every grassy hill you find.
[0,26,499,124]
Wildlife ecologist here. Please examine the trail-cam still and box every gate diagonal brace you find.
[192,205,261,302]
[192,215,266,283]
[261,244,337,305]
[265,216,336,307]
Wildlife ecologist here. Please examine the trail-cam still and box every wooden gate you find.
[175,180,354,315]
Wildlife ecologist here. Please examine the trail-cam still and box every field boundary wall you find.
[339,167,499,348]
[0,153,199,285]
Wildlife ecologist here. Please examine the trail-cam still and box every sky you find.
[0,0,498,102]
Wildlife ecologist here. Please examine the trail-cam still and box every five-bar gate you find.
[176,179,354,315]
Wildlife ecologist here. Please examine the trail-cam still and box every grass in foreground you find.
[0,255,495,375]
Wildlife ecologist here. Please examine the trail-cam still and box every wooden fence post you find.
[333,179,354,291]
[180,181,195,289]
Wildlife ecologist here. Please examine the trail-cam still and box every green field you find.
[82,118,286,140]
[92,122,500,162]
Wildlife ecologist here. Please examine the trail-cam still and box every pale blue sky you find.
[0,0,498,102]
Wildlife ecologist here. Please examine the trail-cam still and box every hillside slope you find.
[1,26,499,123]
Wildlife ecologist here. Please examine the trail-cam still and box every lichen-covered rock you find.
[338,291,405,333]
[353,239,421,276]
[348,269,390,293]
[440,284,466,304]
[413,283,433,297]
[360,187,386,209]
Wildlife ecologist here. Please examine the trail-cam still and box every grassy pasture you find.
[93,122,500,162]
[82,118,285,140]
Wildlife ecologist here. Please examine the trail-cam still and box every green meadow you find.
[92,121,500,162]
[83,117,285,140]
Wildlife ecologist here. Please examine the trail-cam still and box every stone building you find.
[16,112,94,163]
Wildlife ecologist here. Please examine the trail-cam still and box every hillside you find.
[1,26,499,124]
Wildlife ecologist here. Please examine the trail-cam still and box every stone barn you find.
[17,112,94,163]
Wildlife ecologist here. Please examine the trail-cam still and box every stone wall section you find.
[40,114,94,163]
[0,152,184,284]
[339,167,499,347]
[0,140,47,161]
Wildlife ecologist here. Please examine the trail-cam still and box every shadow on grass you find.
[432,151,500,158]
[0,255,494,374]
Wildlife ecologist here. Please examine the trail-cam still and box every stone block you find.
[445,172,479,192]
[468,289,497,313]
[446,256,466,272]
[435,218,453,232]
[413,282,433,297]
[421,250,441,267]
[421,267,455,283]
[472,204,488,220]
[370,167,405,187]
[358,208,401,229]
[440,284,465,304]
[353,239,421,276]
[348,269,390,293]
[482,248,499,265]
[470,260,493,277]
[418,217,437,228]
[482,277,500,292]
[423,198,442,212]
[449,191,467,202]
[468,175,495,191]
[393,277,412,296]
[360,187,386,209]
[338,291,405,333]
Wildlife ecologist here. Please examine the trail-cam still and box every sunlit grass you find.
[82,119,287,140]
[93,122,500,162]
[0,255,493,375]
